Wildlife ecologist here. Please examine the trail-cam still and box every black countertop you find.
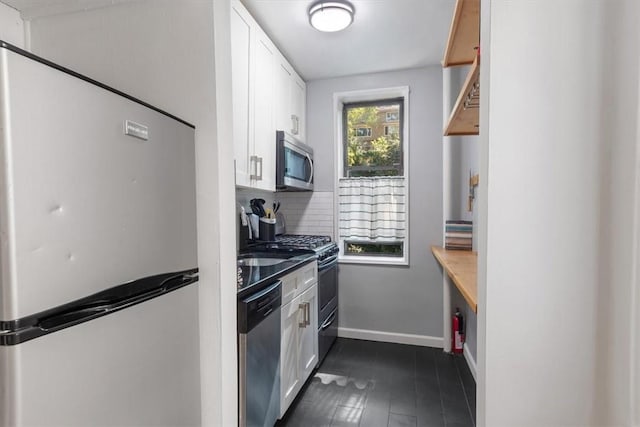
[237,251,316,300]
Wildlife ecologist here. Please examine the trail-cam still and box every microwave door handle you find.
[306,153,314,184]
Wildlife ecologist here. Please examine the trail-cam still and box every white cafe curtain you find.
[338,177,406,242]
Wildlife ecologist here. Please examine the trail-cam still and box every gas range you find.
[274,234,332,249]
[245,234,339,266]
[260,234,339,265]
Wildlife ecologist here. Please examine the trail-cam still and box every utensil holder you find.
[259,217,276,241]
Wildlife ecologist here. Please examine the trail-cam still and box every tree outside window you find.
[344,100,403,178]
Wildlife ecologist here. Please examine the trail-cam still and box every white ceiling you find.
[2,0,455,81]
[1,0,131,20]
[242,0,455,81]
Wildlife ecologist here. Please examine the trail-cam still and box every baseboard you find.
[337,327,444,348]
[463,342,477,382]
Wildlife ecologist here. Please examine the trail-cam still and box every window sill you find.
[338,255,408,267]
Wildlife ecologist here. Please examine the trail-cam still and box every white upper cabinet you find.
[275,53,307,142]
[274,59,293,137]
[291,74,306,141]
[230,3,252,188]
[252,28,276,191]
[230,0,306,189]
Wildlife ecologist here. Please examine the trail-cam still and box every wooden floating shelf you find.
[444,55,480,136]
[442,0,480,67]
[431,246,478,313]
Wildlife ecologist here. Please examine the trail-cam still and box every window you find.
[384,125,399,136]
[343,100,403,178]
[385,112,399,122]
[355,127,372,137]
[334,88,409,265]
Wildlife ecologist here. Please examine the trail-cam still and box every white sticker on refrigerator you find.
[124,120,149,140]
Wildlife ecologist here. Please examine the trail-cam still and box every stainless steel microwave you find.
[276,130,314,191]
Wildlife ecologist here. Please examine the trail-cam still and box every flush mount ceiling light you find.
[308,1,355,32]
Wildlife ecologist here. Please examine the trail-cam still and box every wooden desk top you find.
[431,246,478,313]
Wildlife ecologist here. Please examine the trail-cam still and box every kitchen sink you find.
[237,257,287,267]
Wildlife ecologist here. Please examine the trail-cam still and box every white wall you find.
[478,0,640,426]
[0,2,24,47]
[307,67,444,344]
[26,1,236,425]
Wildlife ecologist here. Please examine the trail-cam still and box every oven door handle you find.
[321,310,337,330]
[318,255,338,271]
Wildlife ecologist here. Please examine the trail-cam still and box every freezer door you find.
[0,46,197,321]
[0,284,201,427]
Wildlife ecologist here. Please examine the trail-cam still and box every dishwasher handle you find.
[238,280,282,334]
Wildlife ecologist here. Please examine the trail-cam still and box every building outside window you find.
[336,90,409,265]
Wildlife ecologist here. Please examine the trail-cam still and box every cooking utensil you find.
[273,201,280,214]
[249,199,260,216]
[256,199,266,217]
[249,198,266,217]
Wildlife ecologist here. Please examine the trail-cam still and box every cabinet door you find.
[252,29,276,191]
[298,284,318,383]
[230,1,252,187]
[280,297,302,417]
[291,74,306,141]
[274,57,293,134]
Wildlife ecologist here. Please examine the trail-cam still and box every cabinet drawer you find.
[281,272,298,306]
[297,261,317,293]
[280,261,318,306]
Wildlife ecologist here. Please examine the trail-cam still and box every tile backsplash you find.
[236,189,335,239]
[276,191,334,239]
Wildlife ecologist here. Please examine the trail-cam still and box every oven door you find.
[318,256,338,323]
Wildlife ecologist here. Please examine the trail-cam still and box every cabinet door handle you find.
[257,157,263,181]
[305,302,311,326]
[298,303,306,328]
[249,155,259,180]
[291,114,298,135]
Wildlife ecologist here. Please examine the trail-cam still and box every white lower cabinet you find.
[297,285,318,382]
[279,262,318,418]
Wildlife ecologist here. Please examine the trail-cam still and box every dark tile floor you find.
[276,338,475,427]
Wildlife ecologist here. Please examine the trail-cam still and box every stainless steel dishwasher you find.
[238,280,282,427]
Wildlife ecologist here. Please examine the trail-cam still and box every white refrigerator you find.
[0,41,201,426]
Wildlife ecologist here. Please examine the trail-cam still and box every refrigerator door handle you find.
[38,302,113,331]
[0,268,199,346]
[39,270,199,331]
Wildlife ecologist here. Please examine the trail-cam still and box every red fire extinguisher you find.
[452,308,464,354]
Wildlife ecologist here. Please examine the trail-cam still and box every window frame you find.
[333,87,410,266]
